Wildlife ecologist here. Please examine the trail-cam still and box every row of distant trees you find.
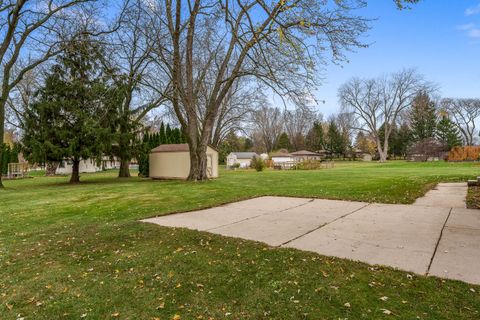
[219,83,471,161]
[339,69,479,162]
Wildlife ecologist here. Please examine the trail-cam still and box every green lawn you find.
[0,161,479,319]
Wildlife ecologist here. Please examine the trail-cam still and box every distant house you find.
[55,157,120,175]
[56,159,100,175]
[291,150,321,162]
[271,151,294,164]
[149,144,218,179]
[226,152,259,168]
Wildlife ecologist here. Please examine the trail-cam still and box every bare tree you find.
[250,104,284,153]
[5,66,41,130]
[335,111,357,147]
[210,79,258,147]
[339,69,431,162]
[0,0,104,188]
[441,98,480,146]
[141,0,370,180]
[284,106,321,151]
[107,0,169,178]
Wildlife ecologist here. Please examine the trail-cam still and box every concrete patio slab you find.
[142,186,479,284]
[413,183,467,208]
[140,197,310,231]
[210,199,366,246]
[222,196,312,212]
[284,204,450,274]
[140,207,263,231]
[428,208,480,284]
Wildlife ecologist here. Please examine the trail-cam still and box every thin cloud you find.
[468,28,480,38]
[457,23,475,30]
[465,3,480,16]
[456,23,480,39]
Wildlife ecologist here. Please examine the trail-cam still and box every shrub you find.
[231,162,240,169]
[251,156,265,172]
[448,146,480,162]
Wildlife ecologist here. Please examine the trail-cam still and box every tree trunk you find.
[187,143,209,181]
[118,158,130,178]
[70,160,80,183]
[0,96,5,189]
[45,161,59,176]
[376,137,387,162]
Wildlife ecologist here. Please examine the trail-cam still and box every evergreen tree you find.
[305,122,325,151]
[22,34,115,183]
[410,92,437,142]
[436,115,462,151]
[243,138,253,151]
[165,124,172,144]
[159,122,166,144]
[326,120,345,158]
[394,123,413,158]
[276,132,292,151]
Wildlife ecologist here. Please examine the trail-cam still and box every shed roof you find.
[151,144,218,153]
[291,150,320,156]
[228,152,258,159]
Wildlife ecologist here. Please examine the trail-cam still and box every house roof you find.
[229,152,258,159]
[151,143,218,153]
[271,152,292,157]
[291,150,320,156]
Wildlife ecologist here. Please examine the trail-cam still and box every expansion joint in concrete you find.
[426,207,453,276]
[279,203,371,247]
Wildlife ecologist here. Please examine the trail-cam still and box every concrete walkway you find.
[413,182,468,208]
[142,183,480,285]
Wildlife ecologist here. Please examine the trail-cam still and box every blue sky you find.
[312,0,480,116]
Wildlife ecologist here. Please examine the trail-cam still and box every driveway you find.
[142,183,480,285]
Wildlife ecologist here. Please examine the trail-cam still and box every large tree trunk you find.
[118,158,130,178]
[376,136,388,162]
[70,160,80,183]
[0,97,5,189]
[45,161,59,176]
[187,142,209,181]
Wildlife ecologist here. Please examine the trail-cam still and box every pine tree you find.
[410,92,437,142]
[305,122,325,151]
[22,34,115,183]
[326,120,345,158]
[395,123,413,158]
[165,124,172,144]
[436,115,462,152]
[159,122,166,144]
[276,132,292,151]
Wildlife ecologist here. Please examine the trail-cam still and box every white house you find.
[226,152,259,168]
[55,157,120,175]
[56,159,101,175]
[291,150,321,162]
[271,151,294,164]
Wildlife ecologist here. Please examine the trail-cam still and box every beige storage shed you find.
[149,144,219,179]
